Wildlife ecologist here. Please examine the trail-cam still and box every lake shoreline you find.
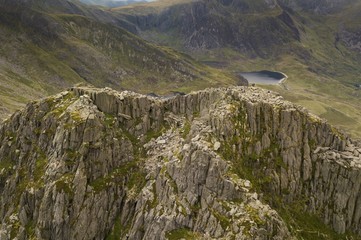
[279,72,288,84]
[239,70,288,85]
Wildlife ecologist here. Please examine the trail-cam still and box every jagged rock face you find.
[339,29,361,54]
[124,0,300,55]
[0,86,360,239]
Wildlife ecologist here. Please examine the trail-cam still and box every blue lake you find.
[239,70,287,85]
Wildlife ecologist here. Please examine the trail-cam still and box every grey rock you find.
[213,142,221,151]
[0,86,360,239]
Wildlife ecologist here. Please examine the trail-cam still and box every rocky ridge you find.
[0,86,360,239]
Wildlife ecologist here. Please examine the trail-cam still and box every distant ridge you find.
[80,0,147,8]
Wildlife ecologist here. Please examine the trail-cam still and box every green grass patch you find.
[146,182,158,210]
[145,126,168,142]
[55,178,73,195]
[0,158,15,175]
[105,214,132,240]
[90,161,146,194]
[275,198,359,240]
[211,209,231,230]
[181,121,191,139]
[33,155,47,183]
[165,228,200,240]
[104,113,115,127]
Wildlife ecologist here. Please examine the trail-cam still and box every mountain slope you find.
[0,86,360,239]
[0,0,237,119]
[80,0,147,8]
[114,0,301,56]
[112,0,361,138]
[278,0,354,13]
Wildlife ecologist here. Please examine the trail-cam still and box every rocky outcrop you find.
[339,29,361,54]
[0,86,360,239]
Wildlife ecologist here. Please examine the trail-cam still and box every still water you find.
[239,70,287,85]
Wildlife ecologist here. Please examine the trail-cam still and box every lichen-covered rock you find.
[0,86,360,239]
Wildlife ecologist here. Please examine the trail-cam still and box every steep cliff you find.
[0,86,360,239]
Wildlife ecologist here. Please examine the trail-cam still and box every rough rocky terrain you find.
[340,29,361,53]
[0,86,361,239]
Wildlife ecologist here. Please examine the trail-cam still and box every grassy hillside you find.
[113,0,361,138]
[0,0,236,118]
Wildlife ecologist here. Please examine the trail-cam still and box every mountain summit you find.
[0,86,360,239]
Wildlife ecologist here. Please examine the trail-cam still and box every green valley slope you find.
[0,0,237,118]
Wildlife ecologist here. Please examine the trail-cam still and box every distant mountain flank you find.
[278,0,355,13]
[0,0,237,119]
[79,0,148,8]
[112,0,360,55]
[112,0,361,138]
